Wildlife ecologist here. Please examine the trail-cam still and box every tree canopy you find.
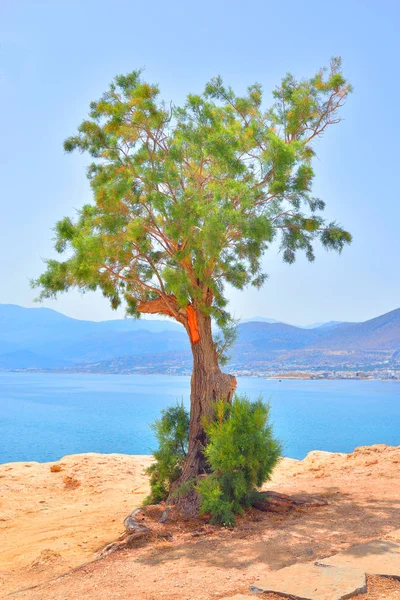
[34,58,352,343]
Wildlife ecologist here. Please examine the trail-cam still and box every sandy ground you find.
[0,453,153,595]
[1,444,400,599]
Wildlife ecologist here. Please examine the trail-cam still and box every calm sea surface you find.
[0,373,399,464]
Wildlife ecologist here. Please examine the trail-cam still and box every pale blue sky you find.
[1,0,399,325]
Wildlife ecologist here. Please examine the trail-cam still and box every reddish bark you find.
[186,305,200,344]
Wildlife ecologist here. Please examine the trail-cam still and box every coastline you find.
[1,369,400,380]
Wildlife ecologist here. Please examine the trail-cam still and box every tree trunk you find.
[170,311,236,510]
[138,296,236,514]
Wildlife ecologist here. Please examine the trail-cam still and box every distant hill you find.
[301,320,343,329]
[242,317,343,329]
[228,310,400,372]
[242,317,281,324]
[0,304,181,336]
[0,350,68,370]
[0,304,185,366]
[0,303,399,373]
[310,309,400,351]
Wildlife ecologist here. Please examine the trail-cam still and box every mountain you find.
[236,321,325,352]
[0,304,180,337]
[302,321,343,329]
[0,304,399,373]
[0,350,68,370]
[242,317,344,329]
[242,317,281,324]
[311,309,400,351]
[0,304,185,365]
[228,310,400,372]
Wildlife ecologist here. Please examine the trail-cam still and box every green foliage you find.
[197,395,282,526]
[215,317,239,366]
[197,475,236,526]
[168,477,196,501]
[33,58,352,346]
[145,403,190,504]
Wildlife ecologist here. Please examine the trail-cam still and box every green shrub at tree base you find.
[144,403,189,504]
[197,395,282,526]
[145,395,281,524]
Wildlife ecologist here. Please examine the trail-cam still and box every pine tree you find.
[33,58,352,508]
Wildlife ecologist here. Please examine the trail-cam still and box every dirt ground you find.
[1,444,400,599]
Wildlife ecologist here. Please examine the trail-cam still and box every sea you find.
[0,373,399,464]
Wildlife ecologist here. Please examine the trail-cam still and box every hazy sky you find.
[1,0,399,325]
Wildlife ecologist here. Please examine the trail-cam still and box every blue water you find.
[0,373,399,464]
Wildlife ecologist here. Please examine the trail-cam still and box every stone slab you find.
[251,562,366,600]
[319,539,400,579]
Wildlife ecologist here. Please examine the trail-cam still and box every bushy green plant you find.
[145,403,190,504]
[197,395,282,526]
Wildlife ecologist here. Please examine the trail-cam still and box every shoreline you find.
[3,438,399,467]
[1,370,399,380]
